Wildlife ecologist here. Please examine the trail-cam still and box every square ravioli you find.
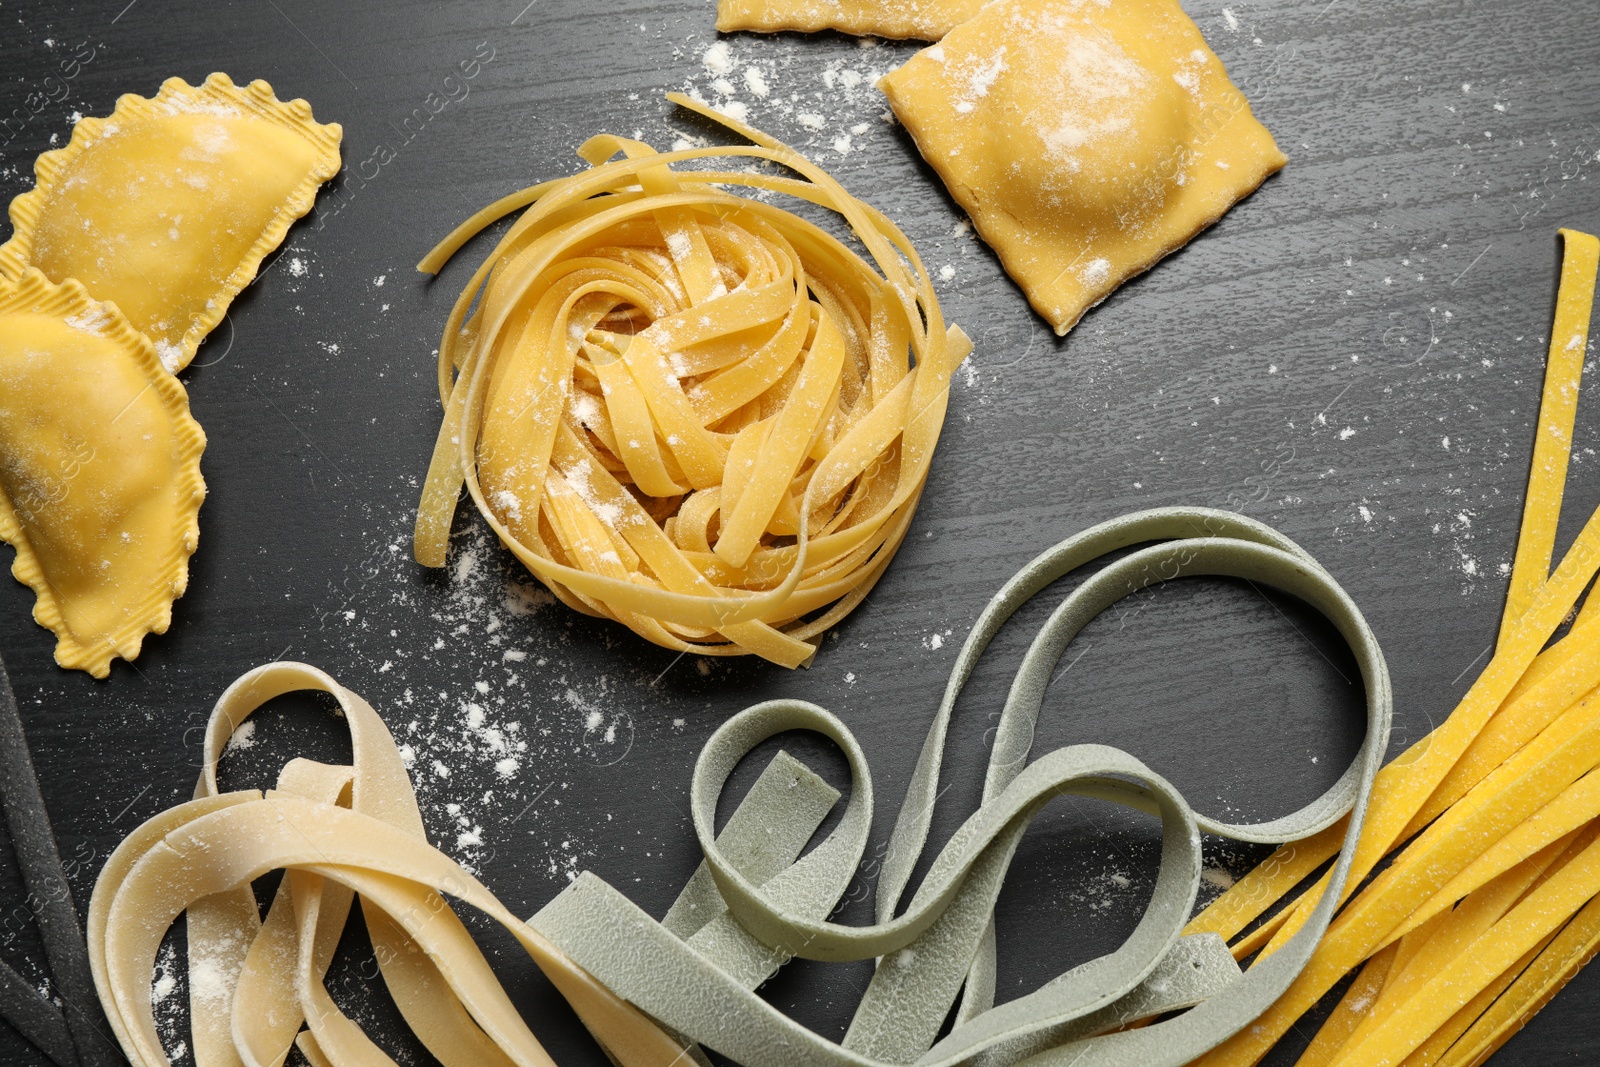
[879,0,1287,335]
[717,0,986,40]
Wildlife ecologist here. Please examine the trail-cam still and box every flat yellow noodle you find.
[1499,229,1600,642]
[1326,825,1600,1067]
[1431,892,1600,1067]
[716,0,987,40]
[414,95,968,667]
[1189,613,1600,958]
[1320,830,1582,1060]
[1397,928,1558,1067]
[0,72,342,373]
[1292,941,1398,1067]
[0,269,206,677]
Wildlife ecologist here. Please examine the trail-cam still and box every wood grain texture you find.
[2,0,1599,1064]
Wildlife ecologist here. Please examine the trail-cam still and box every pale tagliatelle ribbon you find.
[89,507,1390,1067]
[414,95,971,668]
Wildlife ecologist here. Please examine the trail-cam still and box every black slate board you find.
[3,0,1600,1064]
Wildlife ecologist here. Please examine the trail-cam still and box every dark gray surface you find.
[2,0,1599,1063]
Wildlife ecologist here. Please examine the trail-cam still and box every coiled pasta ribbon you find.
[415,96,970,667]
[89,507,1392,1067]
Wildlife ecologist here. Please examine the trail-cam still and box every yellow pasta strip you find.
[1390,755,1600,945]
[1327,826,1600,1067]
[1185,820,1345,944]
[1499,229,1600,643]
[1205,601,1600,1060]
[1397,926,1560,1067]
[89,662,689,1067]
[1405,621,1600,840]
[1433,892,1600,1067]
[1194,617,1600,964]
[1341,831,1578,1055]
[717,308,845,567]
[1293,942,1398,1067]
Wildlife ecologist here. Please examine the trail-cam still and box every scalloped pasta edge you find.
[0,269,208,677]
[715,0,980,41]
[0,72,343,373]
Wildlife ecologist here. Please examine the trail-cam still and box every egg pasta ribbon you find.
[92,506,1392,1067]
[414,96,970,668]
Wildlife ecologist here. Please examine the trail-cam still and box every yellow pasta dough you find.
[0,73,342,373]
[878,0,1286,336]
[0,270,206,677]
[415,95,969,668]
[717,0,986,40]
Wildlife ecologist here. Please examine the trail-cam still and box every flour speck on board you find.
[676,34,914,182]
[224,719,256,753]
[150,941,189,1061]
[703,40,734,76]
[312,512,633,880]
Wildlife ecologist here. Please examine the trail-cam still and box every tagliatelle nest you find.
[415,95,969,667]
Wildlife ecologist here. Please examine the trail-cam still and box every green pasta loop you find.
[530,506,1393,1067]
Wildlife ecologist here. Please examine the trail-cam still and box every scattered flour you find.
[1079,258,1112,287]
[224,719,256,753]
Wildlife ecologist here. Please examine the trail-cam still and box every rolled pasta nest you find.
[415,95,970,667]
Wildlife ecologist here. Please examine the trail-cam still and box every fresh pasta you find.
[0,73,342,374]
[0,270,206,678]
[91,504,1393,1067]
[415,95,970,667]
[87,661,684,1067]
[716,0,987,40]
[1184,229,1600,1067]
[878,0,1286,337]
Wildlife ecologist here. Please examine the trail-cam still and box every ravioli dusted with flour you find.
[0,73,341,372]
[0,270,206,677]
[880,0,1286,335]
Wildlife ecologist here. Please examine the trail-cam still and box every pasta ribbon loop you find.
[91,507,1391,1067]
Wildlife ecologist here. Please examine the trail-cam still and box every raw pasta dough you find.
[717,0,987,40]
[0,72,342,373]
[879,0,1286,335]
[0,270,205,678]
[92,502,1394,1067]
[415,95,969,668]
[87,661,683,1067]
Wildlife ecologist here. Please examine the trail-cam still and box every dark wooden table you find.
[3,1,1599,1064]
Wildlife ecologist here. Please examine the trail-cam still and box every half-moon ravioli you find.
[717,0,987,39]
[0,73,341,373]
[0,269,206,677]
